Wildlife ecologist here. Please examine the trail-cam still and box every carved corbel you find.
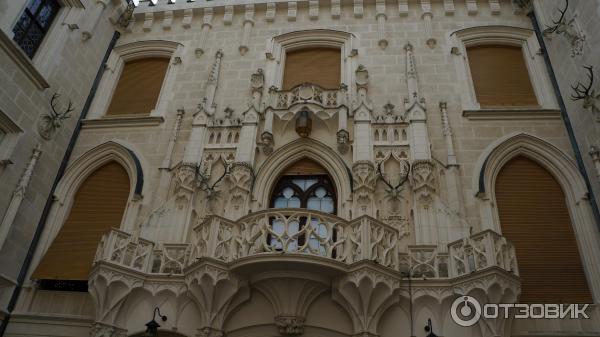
[254,277,328,336]
[332,266,401,337]
[337,130,350,154]
[185,263,250,337]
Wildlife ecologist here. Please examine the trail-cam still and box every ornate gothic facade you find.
[1,0,600,337]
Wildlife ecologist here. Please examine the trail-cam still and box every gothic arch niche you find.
[253,139,351,215]
[28,141,145,282]
[474,132,600,301]
[495,156,592,303]
[32,161,130,282]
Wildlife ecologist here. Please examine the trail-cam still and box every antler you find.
[571,65,594,101]
[50,93,74,120]
[198,162,230,194]
[376,161,410,191]
[545,0,569,34]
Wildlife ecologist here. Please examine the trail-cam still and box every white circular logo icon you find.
[451,296,482,327]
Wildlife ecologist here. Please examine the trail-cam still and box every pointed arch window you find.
[269,159,337,253]
[32,161,130,290]
[495,156,592,303]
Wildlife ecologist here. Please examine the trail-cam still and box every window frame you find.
[12,0,61,59]
[451,26,558,112]
[265,29,357,92]
[0,109,24,169]
[87,40,183,121]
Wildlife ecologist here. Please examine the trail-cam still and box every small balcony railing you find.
[268,83,348,110]
[94,209,518,279]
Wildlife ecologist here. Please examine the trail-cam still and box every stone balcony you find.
[93,208,518,279]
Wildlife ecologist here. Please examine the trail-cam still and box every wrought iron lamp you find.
[424,318,438,337]
[143,307,168,337]
[295,109,312,138]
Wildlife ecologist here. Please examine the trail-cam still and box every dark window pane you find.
[12,0,60,58]
[27,0,43,14]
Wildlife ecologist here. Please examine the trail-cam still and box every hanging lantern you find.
[143,307,167,337]
[295,109,312,138]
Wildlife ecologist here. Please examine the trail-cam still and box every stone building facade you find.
[1,0,600,337]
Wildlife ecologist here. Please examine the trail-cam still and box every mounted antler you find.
[376,160,410,198]
[545,0,569,34]
[570,65,600,118]
[50,93,74,122]
[197,162,230,200]
[571,66,594,100]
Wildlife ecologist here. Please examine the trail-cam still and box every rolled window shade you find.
[282,48,341,90]
[32,162,130,281]
[467,45,538,107]
[105,57,170,116]
[495,156,592,303]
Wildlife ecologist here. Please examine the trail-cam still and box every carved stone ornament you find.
[89,322,127,337]
[275,315,305,336]
[336,129,349,154]
[174,162,198,204]
[411,159,436,207]
[260,131,274,155]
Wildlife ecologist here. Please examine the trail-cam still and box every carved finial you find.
[404,42,413,52]
[215,49,224,59]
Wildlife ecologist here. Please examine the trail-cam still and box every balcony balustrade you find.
[94,208,518,279]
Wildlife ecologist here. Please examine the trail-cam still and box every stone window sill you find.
[0,29,49,90]
[462,108,561,120]
[82,115,165,129]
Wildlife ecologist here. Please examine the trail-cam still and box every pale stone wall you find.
[4,0,600,337]
[0,0,123,315]
[533,0,600,211]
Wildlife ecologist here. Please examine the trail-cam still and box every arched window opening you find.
[269,159,337,254]
[466,45,537,107]
[495,156,592,303]
[32,161,131,290]
[282,47,341,90]
[106,57,170,116]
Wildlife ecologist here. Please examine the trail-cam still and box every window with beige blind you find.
[282,48,341,90]
[466,45,538,108]
[495,156,592,303]
[105,57,170,116]
[32,162,130,290]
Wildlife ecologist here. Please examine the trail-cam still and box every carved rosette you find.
[411,160,436,208]
[275,315,305,336]
[89,322,127,337]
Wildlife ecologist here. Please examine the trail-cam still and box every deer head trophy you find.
[376,160,411,201]
[38,93,74,140]
[571,65,600,119]
[543,0,585,57]
[197,162,230,201]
